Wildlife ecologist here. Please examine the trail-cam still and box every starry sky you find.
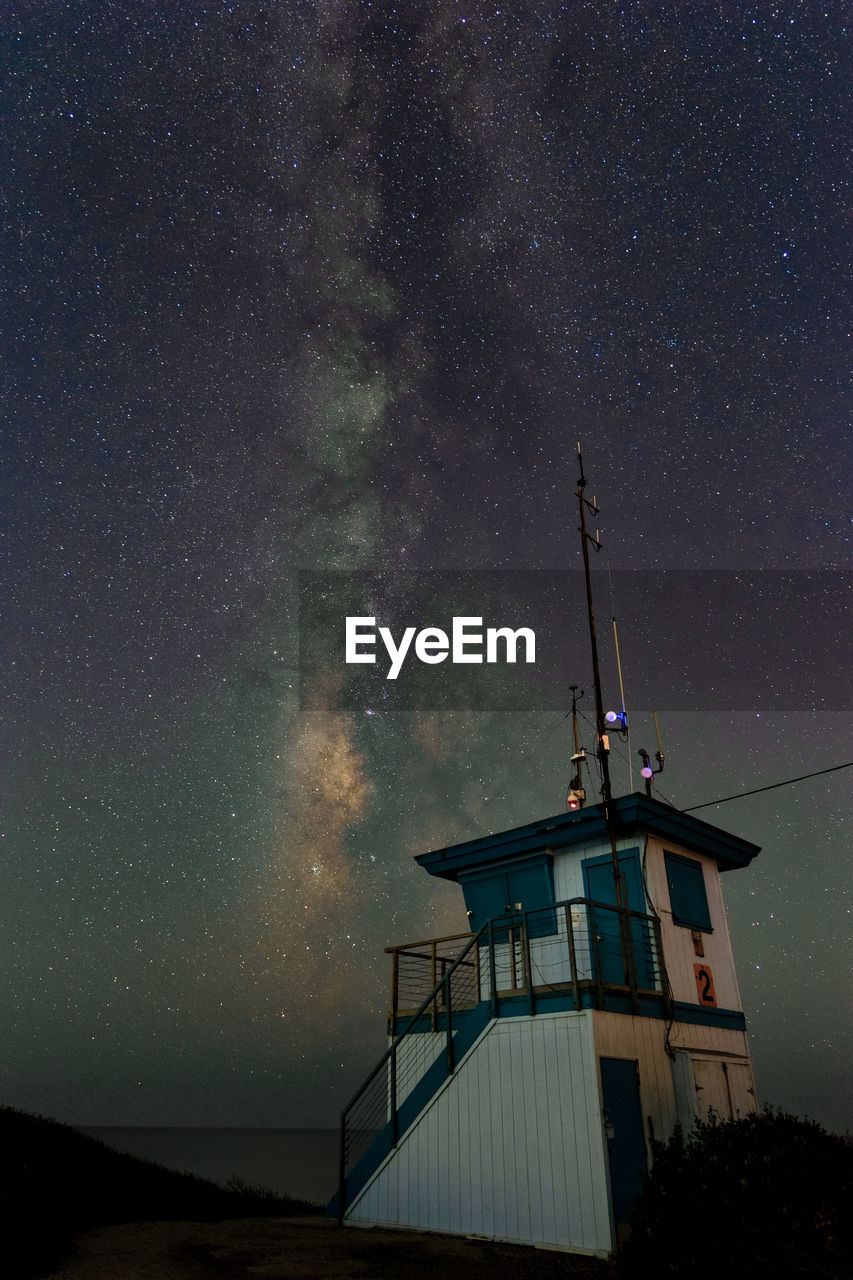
[3,1,851,1133]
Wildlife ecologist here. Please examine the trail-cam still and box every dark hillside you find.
[0,1106,317,1279]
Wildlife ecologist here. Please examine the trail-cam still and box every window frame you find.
[664,850,713,933]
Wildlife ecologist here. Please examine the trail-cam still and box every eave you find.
[415,791,761,881]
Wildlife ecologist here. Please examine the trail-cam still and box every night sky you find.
[3,2,851,1134]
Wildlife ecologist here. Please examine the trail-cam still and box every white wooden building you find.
[331,793,759,1256]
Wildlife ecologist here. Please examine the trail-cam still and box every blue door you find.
[600,1057,647,1224]
[582,849,654,988]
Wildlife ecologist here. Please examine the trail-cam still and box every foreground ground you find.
[47,1214,614,1280]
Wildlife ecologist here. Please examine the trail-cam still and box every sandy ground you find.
[46,1213,615,1279]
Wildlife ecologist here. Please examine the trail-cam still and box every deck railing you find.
[336,896,669,1221]
[384,931,478,1035]
[385,898,669,1026]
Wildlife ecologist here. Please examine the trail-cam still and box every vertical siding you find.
[592,1011,679,1145]
[692,1058,734,1118]
[671,1050,700,1131]
[348,1010,614,1256]
[591,1012,756,1144]
[726,1060,757,1116]
[668,1019,751,1059]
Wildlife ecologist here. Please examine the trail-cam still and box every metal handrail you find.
[384,930,473,955]
[385,932,475,1034]
[337,921,489,1222]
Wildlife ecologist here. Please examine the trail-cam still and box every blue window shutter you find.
[464,876,512,930]
[664,852,712,931]
[460,855,555,935]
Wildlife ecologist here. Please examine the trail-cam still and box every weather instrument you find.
[638,712,665,796]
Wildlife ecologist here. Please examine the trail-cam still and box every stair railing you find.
[337,921,488,1222]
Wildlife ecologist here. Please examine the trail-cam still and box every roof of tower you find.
[416,791,761,881]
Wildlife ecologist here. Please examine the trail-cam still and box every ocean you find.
[80,1127,339,1207]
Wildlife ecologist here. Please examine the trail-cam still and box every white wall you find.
[643,836,743,1010]
[348,1010,615,1256]
[591,1010,679,1145]
[592,1012,755,1139]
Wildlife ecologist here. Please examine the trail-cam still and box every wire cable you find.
[680,761,853,812]
[575,705,851,814]
[438,721,850,851]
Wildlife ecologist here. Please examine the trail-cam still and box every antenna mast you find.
[608,563,633,793]
[567,686,586,810]
[575,443,625,910]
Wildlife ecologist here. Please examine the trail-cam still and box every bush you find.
[620,1108,852,1280]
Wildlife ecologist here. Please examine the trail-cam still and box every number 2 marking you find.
[693,962,716,1005]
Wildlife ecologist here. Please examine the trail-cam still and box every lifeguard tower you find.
[330,455,759,1256]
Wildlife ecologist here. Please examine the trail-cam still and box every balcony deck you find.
[385,896,670,1032]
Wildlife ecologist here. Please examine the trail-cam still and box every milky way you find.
[3,2,850,1129]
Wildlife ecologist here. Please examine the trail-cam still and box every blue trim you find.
[671,1000,747,1031]
[489,988,668,1019]
[389,1002,484,1038]
[391,989,747,1033]
[416,793,760,879]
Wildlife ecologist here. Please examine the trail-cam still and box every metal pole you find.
[488,919,498,1017]
[565,903,581,1011]
[390,949,399,1039]
[522,913,535,1015]
[589,903,605,1010]
[430,940,437,1031]
[576,443,624,911]
[576,444,640,993]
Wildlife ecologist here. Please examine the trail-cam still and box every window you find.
[460,854,556,936]
[664,852,712,932]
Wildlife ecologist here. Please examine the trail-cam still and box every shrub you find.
[621,1108,852,1280]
